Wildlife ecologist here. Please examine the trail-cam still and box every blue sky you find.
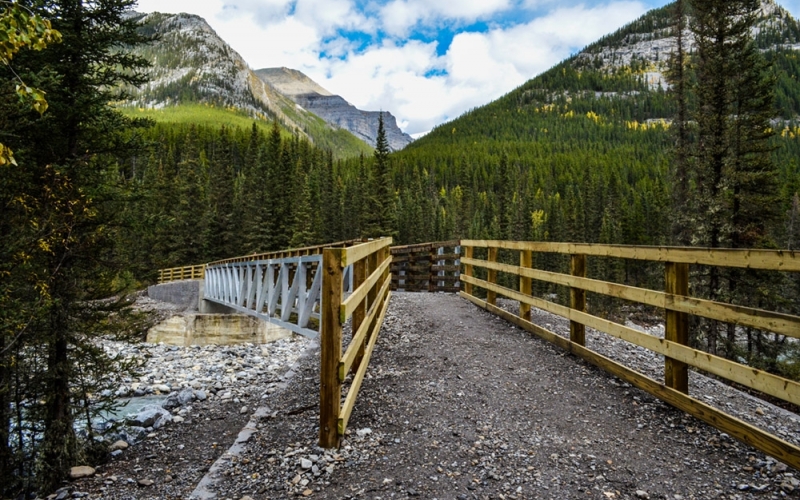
[136,0,800,136]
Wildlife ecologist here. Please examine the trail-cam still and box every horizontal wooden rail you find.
[341,254,392,322]
[461,292,800,471]
[208,239,363,267]
[460,239,800,469]
[462,257,800,338]
[158,265,205,284]
[462,240,800,272]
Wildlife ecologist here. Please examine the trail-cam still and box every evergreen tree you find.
[364,112,397,238]
[0,0,150,493]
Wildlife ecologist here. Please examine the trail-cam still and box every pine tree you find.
[667,0,692,245]
[0,0,150,492]
[364,112,397,238]
[689,0,780,356]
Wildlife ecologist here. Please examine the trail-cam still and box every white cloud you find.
[379,0,512,37]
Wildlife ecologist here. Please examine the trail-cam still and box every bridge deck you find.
[208,293,794,499]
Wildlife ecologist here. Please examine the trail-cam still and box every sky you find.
[134,0,800,137]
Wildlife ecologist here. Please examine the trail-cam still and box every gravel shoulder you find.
[66,293,800,500]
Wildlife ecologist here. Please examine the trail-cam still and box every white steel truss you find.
[204,255,353,338]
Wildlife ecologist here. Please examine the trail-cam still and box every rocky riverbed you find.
[58,293,800,500]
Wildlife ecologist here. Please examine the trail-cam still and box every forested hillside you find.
[390,0,800,248]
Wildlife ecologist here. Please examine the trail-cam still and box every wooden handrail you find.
[319,237,393,448]
[460,239,800,470]
[462,240,800,271]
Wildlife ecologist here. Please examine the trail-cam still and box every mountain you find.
[123,12,372,158]
[255,67,414,151]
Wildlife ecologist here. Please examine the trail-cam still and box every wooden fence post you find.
[487,246,498,305]
[520,250,532,321]
[570,254,586,346]
[320,248,343,448]
[665,262,690,394]
[349,257,368,376]
[464,246,474,295]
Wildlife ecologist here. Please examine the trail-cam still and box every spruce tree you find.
[0,0,150,492]
[364,112,396,238]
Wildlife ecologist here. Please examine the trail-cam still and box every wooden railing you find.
[158,265,205,283]
[460,240,800,469]
[319,238,393,448]
[390,240,461,292]
[207,239,363,266]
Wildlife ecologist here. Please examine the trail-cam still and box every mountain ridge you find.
[255,67,414,151]
[125,12,408,157]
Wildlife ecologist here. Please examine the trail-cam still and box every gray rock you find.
[301,458,313,469]
[195,390,207,401]
[69,466,95,479]
[128,405,172,429]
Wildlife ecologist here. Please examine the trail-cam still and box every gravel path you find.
[201,293,800,500]
[63,293,800,500]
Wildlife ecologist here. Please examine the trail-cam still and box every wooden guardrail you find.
[460,240,800,469]
[390,240,461,292]
[207,239,363,266]
[319,237,393,448]
[158,265,206,283]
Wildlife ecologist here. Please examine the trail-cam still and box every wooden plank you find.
[570,254,586,346]
[460,291,800,471]
[340,277,391,380]
[461,257,800,338]
[431,265,461,272]
[349,258,368,376]
[461,240,800,272]
[340,255,392,323]
[520,250,532,321]
[319,248,343,448]
[464,246,474,295]
[462,274,800,407]
[338,291,391,435]
[431,253,461,261]
[665,262,689,394]
[487,247,498,305]
[390,242,432,254]
[343,238,392,267]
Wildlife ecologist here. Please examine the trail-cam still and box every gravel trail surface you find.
[65,293,800,500]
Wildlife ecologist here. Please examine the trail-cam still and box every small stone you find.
[302,490,313,497]
[109,440,129,452]
[755,407,765,416]
[173,416,185,423]
[195,390,207,401]
[635,491,649,499]
[137,478,154,487]
[69,466,96,479]
[301,458,313,469]
[356,428,372,437]
[240,497,255,500]
[737,484,750,491]
[240,406,248,415]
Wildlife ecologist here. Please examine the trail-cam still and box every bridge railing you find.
[319,237,393,448]
[390,240,461,292]
[460,240,800,469]
[158,265,205,284]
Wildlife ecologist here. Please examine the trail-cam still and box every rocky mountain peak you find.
[255,68,414,151]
